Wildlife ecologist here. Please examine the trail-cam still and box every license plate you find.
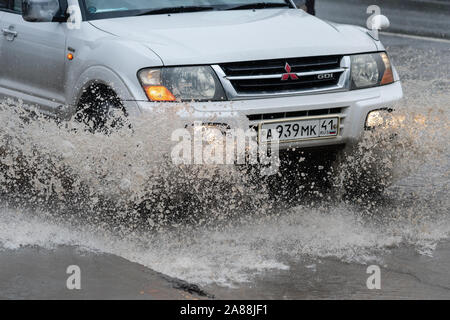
[259,116,340,143]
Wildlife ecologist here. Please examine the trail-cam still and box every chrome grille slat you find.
[233,78,339,89]
[224,60,340,74]
[226,68,345,81]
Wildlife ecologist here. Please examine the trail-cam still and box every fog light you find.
[365,110,391,129]
[190,123,229,145]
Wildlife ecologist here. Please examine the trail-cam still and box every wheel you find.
[75,83,128,133]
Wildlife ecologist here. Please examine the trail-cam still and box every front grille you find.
[247,107,343,121]
[220,55,344,95]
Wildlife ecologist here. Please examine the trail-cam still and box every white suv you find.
[0,0,402,151]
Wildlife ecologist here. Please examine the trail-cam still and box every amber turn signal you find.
[380,53,394,85]
[144,86,176,102]
[67,53,74,60]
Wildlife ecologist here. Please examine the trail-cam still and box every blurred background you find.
[294,0,450,39]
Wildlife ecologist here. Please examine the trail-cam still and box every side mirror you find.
[22,0,66,22]
[368,14,390,31]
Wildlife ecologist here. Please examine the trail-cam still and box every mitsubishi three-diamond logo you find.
[281,63,299,81]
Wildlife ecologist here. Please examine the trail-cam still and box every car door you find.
[0,2,7,93]
[0,0,67,114]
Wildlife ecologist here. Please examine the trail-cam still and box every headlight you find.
[138,66,227,102]
[350,52,394,89]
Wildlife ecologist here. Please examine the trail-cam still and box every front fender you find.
[64,22,164,117]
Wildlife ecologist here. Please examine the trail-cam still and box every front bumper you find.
[133,81,403,150]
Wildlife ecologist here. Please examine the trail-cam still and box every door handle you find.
[2,27,18,41]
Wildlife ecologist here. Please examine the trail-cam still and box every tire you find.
[75,84,128,133]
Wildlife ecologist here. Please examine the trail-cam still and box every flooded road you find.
[0,33,449,300]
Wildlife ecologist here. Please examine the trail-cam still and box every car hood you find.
[90,9,377,65]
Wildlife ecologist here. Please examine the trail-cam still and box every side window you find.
[13,0,21,13]
[0,0,9,10]
[0,0,21,12]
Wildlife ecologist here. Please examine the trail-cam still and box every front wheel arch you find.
[68,65,143,118]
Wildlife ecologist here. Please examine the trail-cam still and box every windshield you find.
[81,0,293,20]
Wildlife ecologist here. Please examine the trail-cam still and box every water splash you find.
[0,45,448,287]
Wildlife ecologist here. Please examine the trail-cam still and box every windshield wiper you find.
[226,2,290,10]
[138,6,215,16]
